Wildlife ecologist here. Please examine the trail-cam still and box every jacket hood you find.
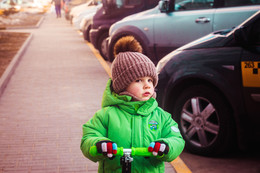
[101,79,158,116]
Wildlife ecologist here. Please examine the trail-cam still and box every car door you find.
[241,50,260,136]
[240,14,260,135]
[153,0,215,51]
[213,0,260,31]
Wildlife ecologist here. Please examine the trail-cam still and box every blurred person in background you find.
[52,0,62,18]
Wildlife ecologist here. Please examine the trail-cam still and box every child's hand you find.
[96,140,117,159]
[148,141,169,156]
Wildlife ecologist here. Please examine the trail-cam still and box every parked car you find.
[0,0,21,13]
[79,11,96,41]
[156,11,260,156]
[89,0,160,59]
[71,0,101,30]
[37,0,52,11]
[18,0,45,13]
[69,0,100,24]
[64,0,89,20]
[107,0,260,64]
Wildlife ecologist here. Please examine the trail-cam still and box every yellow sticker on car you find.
[241,61,260,87]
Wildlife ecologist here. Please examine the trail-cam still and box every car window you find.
[248,18,260,46]
[175,0,214,11]
[125,0,142,6]
[235,16,260,52]
[147,0,160,9]
[224,0,260,7]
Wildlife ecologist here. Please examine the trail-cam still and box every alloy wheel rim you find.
[180,97,220,148]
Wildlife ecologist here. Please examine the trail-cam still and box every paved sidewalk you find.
[0,12,106,172]
[0,12,176,172]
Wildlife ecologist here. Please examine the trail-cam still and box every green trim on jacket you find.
[81,79,185,173]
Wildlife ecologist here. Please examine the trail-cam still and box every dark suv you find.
[156,11,260,156]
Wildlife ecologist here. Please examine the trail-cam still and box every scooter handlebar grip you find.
[131,147,153,157]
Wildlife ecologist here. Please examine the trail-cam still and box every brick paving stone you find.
[0,11,105,173]
[0,11,176,173]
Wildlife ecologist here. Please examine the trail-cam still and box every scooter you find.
[90,146,154,173]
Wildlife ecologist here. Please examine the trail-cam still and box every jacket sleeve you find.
[80,108,111,162]
[156,109,185,162]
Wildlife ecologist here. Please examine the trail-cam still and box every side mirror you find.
[159,0,170,13]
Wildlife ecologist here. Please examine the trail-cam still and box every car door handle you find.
[195,17,211,23]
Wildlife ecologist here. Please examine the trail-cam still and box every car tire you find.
[83,25,91,42]
[97,32,109,60]
[172,85,235,156]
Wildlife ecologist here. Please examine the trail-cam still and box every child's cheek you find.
[127,85,142,96]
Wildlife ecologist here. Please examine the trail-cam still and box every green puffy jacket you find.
[81,79,185,173]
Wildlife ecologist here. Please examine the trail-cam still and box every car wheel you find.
[110,35,145,62]
[173,85,235,156]
[83,25,90,42]
[97,32,109,60]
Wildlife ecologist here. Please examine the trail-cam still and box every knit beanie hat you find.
[111,36,158,94]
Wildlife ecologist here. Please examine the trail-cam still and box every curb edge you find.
[0,33,33,97]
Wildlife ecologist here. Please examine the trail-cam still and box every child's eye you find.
[148,79,153,83]
[135,79,141,82]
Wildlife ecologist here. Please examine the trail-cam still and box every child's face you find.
[126,76,155,101]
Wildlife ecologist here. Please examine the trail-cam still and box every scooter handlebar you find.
[90,146,153,157]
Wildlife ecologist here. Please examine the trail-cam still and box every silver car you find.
[107,0,260,64]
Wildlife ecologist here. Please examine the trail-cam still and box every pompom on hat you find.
[111,36,158,94]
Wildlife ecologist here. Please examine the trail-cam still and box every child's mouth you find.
[143,92,150,97]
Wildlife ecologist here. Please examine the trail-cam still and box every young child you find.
[80,36,185,172]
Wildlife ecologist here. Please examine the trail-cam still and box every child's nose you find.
[144,81,151,88]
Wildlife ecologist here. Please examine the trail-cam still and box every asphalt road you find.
[180,147,260,172]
